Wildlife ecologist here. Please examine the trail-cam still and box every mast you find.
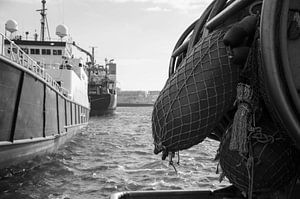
[90,47,96,82]
[37,0,47,41]
[91,47,95,67]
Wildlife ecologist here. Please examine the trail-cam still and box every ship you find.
[88,58,117,116]
[0,0,90,169]
[71,42,117,116]
[112,0,300,198]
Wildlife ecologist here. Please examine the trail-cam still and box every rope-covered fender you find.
[152,28,240,158]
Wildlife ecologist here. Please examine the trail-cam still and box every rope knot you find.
[234,83,254,106]
[230,83,255,154]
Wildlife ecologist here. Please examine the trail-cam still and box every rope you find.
[229,27,261,198]
[167,151,181,172]
[246,140,254,199]
[177,151,180,165]
[230,83,253,154]
[230,26,260,155]
[168,152,178,173]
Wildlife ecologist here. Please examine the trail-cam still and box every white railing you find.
[0,33,69,97]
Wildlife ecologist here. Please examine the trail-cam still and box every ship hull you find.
[0,56,89,169]
[0,125,85,168]
[89,93,117,116]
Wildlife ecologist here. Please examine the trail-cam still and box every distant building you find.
[147,91,160,103]
[117,90,160,104]
[148,91,160,95]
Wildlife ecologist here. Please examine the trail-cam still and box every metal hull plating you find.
[0,56,89,169]
[89,93,116,116]
[0,125,86,168]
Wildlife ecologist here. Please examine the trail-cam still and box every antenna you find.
[90,46,97,66]
[36,0,51,41]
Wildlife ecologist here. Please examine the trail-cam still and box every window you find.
[30,48,40,55]
[53,49,62,55]
[42,49,51,55]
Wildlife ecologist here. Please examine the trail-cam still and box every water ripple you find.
[0,107,229,199]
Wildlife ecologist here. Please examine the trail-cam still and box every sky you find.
[0,0,212,91]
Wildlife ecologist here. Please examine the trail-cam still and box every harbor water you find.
[0,107,229,199]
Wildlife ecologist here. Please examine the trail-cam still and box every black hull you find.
[89,93,117,116]
[0,56,89,169]
[117,103,153,107]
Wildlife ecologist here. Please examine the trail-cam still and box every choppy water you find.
[0,107,229,199]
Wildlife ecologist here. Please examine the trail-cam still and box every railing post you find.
[10,43,12,60]
[21,50,24,66]
[24,56,27,68]
[1,34,4,56]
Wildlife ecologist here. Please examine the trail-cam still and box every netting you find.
[218,28,299,196]
[152,28,240,156]
[219,115,298,194]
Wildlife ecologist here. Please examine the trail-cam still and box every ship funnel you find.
[56,24,68,39]
[5,19,18,33]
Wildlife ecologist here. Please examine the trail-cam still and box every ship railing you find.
[0,33,70,97]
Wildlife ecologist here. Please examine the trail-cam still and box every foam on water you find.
[0,107,229,199]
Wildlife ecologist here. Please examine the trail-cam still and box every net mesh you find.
[152,28,240,155]
[219,115,297,193]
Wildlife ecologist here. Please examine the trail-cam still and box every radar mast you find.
[36,0,51,41]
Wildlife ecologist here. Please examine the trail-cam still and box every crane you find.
[72,41,95,80]
[72,41,94,65]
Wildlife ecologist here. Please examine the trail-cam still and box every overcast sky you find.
[0,0,211,91]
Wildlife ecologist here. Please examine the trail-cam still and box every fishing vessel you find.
[0,0,90,169]
[88,58,117,116]
[112,0,300,198]
[70,43,117,116]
